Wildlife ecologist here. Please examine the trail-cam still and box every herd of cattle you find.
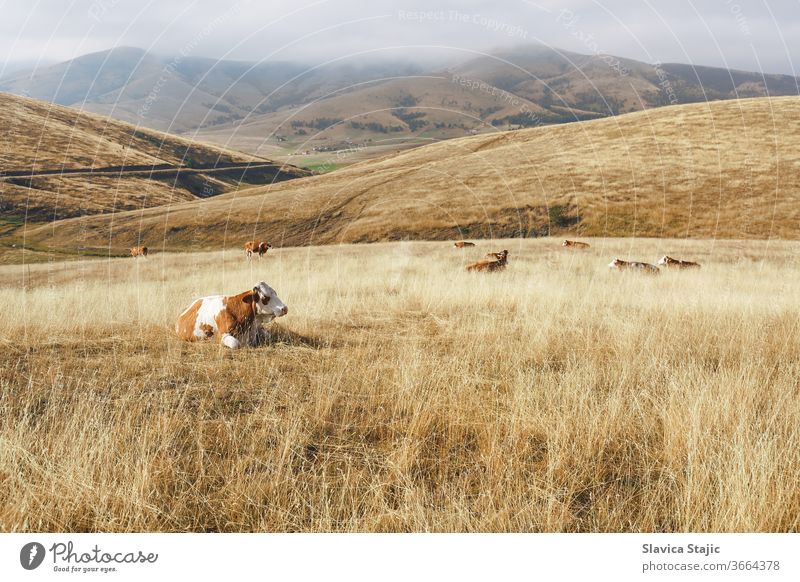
[454,239,700,275]
[127,238,700,348]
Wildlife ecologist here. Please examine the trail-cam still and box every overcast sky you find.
[2,0,799,75]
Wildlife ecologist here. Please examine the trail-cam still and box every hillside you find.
[0,47,425,133]
[189,74,570,163]
[4,46,798,168]
[9,96,800,257]
[0,92,309,222]
[194,47,800,164]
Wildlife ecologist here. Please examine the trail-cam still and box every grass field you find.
[1,237,798,532]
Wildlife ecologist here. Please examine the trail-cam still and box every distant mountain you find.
[0,47,425,133]
[3,45,798,163]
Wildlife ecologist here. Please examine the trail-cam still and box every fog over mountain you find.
[2,0,799,76]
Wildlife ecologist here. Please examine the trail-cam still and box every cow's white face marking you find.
[657,256,668,265]
[252,281,288,321]
[608,258,621,269]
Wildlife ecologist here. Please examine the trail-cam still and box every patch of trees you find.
[290,117,343,130]
[394,94,421,107]
[392,109,428,131]
[349,121,404,133]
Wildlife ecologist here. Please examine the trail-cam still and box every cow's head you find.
[657,255,670,266]
[562,240,570,246]
[608,258,623,269]
[252,281,288,321]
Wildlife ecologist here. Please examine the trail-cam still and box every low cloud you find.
[1,0,798,75]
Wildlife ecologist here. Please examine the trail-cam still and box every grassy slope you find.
[0,92,309,221]
[1,238,798,531]
[189,75,560,159]
[13,96,800,256]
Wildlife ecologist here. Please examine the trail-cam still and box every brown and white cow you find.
[608,258,660,275]
[562,240,590,249]
[244,241,272,259]
[454,241,476,248]
[130,246,148,258]
[175,281,288,349]
[467,250,509,272]
[658,255,701,269]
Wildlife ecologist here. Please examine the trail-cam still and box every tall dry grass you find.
[0,238,798,532]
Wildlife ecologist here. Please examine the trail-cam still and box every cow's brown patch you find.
[216,290,258,341]
[175,299,202,341]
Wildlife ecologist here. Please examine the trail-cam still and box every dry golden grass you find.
[0,92,263,171]
[1,238,798,532]
[16,96,800,258]
[0,92,308,222]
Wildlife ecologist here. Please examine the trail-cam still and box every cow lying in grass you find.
[562,240,590,249]
[454,241,476,248]
[175,281,288,348]
[467,250,509,272]
[130,246,148,258]
[658,255,701,269]
[608,258,660,275]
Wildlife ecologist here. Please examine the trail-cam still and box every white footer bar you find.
[1,533,797,581]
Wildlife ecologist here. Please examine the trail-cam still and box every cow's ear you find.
[252,286,261,298]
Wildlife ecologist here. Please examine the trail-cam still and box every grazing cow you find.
[562,240,590,249]
[608,258,660,275]
[175,281,288,349]
[658,255,701,269]
[454,241,476,248]
[257,241,272,258]
[130,246,148,258]
[244,241,272,259]
[467,250,509,272]
[244,241,259,259]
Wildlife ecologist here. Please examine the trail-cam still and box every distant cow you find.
[244,240,272,259]
[562,240,590,249]
[467,249,508,272]
[175,281,288,349]
[454,241,476,248]
[130,246,148,258]
[608,258,660,275]
[658,255,701,269]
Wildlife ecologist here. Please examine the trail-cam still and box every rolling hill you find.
[13,96,800,257]
[4,46,798,167]
[181,46,800,164]
[0,47,426,133]
[0,92,309,223]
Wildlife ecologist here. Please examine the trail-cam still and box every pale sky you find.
[2,0,798,75]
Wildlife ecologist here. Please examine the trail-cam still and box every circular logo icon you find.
[20,542,46,570]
